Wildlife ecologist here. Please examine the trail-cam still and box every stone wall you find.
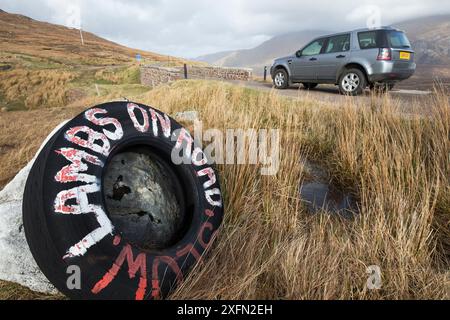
[140,66,183,87]
[140,65,252,87]
[187,65,252,81]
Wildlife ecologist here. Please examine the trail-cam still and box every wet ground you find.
[299,160,358,218]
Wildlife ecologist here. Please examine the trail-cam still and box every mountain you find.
[196,15,450,78]
[395,14,450,65]
[0,10,188,111]
[0,9,182,67]
[196,30,330,75]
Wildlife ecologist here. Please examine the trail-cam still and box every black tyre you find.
[273,69,289,89]
[338,68,366,96]
[23,101,223,300]
[302,83,318,90]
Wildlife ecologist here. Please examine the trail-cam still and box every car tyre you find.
[273,69,289,89]
[22,101,224,300]
[338,68,366,96]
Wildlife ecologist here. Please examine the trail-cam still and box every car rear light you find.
[377,48,392,61]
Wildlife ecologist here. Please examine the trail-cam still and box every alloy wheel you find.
[342,73,360,93]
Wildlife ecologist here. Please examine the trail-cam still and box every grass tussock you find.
[0,69,75,110]
[0,80,449,299]
[94,66,141,85]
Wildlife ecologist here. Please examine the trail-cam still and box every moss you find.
[0,280,63,300]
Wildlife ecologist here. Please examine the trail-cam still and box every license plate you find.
[399,52,411,60]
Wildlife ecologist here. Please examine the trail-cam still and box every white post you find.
[79,27,84,46]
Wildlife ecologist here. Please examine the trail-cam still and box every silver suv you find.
[270,27,416,95]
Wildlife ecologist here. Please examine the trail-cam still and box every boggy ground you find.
[0,80,448,299]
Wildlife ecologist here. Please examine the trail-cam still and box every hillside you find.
[197,14,450,86]
[396,14,450,65]
[196,30,329,75]
[0,9,186,111]
[395,15,450,89]
[0,9,178,66]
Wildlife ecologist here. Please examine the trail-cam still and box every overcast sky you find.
[1,0,449,58]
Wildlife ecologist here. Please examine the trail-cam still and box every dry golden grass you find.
[94,66,141,84]
[143,81,450,300]
[0,80,448,299]
[0,10,197,111]
[0,106,85,187]
[0,69,76,110]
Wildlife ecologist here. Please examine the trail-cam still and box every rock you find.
[0,121,68,294]
[104,151,182,250]
[174,110,199,122]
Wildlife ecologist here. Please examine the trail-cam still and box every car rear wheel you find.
[339,69,366,96]
[302,83,318,90]
[273,69,288,89]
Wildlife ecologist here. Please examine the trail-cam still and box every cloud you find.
[0,0,449,58]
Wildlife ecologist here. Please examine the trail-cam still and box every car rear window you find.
[358,30,411,50]
[386,31,411,48]
[358,31,385,49]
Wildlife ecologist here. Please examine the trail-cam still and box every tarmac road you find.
[227,80,435,115]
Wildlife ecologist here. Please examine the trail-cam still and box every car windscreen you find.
[386,31,411,49]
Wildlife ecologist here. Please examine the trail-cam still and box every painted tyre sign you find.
[22,101,224,300]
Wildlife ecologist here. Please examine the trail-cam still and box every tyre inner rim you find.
[275,72,285,86]
[342,73,360,92]
[103,147,185,251]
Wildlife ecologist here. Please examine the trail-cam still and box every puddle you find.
[300,160,358,218]
[0,65,12,71]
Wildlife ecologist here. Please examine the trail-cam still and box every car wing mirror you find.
[295,50,302,58]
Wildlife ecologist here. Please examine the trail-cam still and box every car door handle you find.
[287,59,292,64]
[309,57,317,61]
[336,55,346,58]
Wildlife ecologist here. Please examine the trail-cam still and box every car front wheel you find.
[338,69,366,96]
[273,69,288,89]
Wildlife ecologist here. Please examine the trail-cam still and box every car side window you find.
[325,34,351,53]
[301,38,326,56]
[358,31,379,49]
